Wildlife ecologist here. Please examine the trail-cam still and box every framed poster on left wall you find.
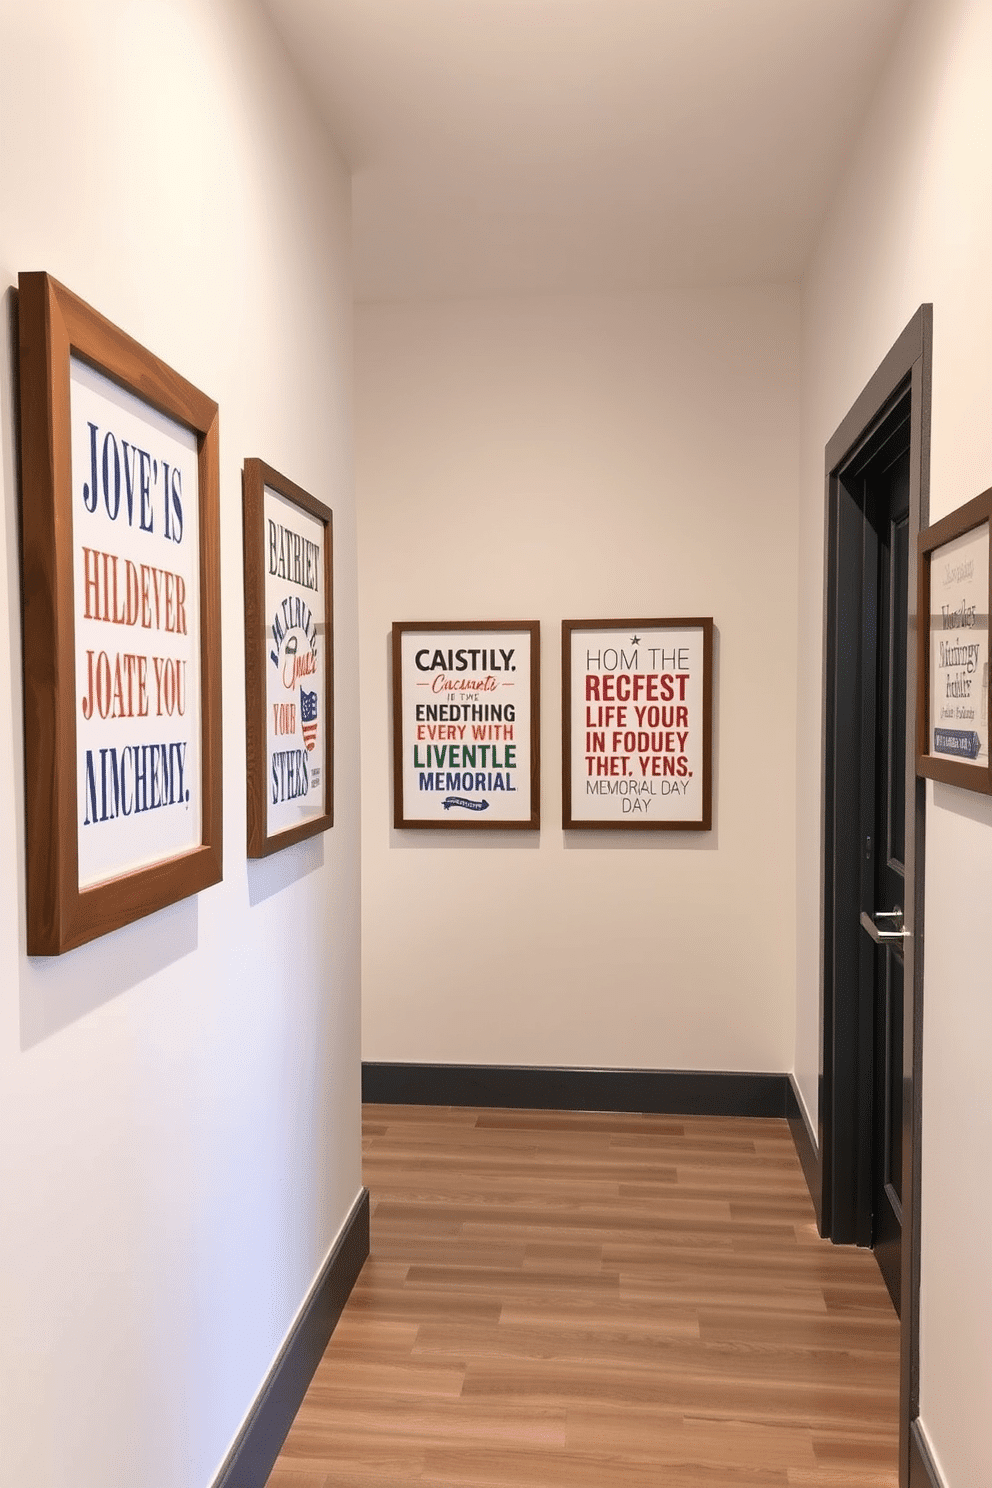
[243,458,333,856]
[17,271,222,954]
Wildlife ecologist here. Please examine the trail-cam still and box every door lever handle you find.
[860,909,911,944]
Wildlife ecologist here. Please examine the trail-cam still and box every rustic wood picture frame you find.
[391,620,540,829]
[917,486,992,793]
[562,617,714,830]
[17,271,222,954]
[243,458,333,856]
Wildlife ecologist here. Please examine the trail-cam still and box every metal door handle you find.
[860,909,911,944]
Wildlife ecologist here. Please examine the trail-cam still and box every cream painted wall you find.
[357,288,799,1073]
[796,2,992,1482]
[0,4,360,1486]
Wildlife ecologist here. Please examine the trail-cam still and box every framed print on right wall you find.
[918,485,992,792]
[562,617,713,830]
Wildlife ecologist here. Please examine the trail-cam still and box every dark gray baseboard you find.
[362,1062,790,1117]
[910,1419,944,1488]
[212,1187,370,1488]
[786,1075,822,1230]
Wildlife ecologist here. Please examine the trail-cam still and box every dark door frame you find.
[819,305,931,1488]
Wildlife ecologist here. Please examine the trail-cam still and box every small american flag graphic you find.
[300,688,318,752]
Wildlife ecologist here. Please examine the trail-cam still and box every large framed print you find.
[243,459,333,855]
[392,621,540,829]
[917,487,992,793]
[563,618,713,830]
[17,272,222,954]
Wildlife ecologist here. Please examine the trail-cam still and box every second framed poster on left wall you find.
[17,271,222,954]
[243,459,333,856]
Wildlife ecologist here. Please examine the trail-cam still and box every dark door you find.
[824,391,913,1307]
[821,306,930,1488]
[858,441,910,1312]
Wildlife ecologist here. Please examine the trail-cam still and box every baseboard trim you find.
[212,1187,370,1488]
[909,1419,945,1488]
[786,1075,822,1230]
[362,1062,789,1117]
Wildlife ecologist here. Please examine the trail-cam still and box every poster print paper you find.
[564,619,713,829]
[263,485,328,834]
[393,622,540,827]
[71,357,202,888]
[929,521,989,767]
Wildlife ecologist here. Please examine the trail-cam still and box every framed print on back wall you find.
[392,620,540,829]
[562,617,713,830]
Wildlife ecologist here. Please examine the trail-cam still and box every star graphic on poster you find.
[630,634,641,645]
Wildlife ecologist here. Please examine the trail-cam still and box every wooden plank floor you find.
[266,1105,899,1487]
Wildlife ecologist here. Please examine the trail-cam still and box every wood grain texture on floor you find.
[267,1105,899,1487]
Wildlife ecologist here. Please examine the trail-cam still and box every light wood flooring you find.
[266,1104,900,1487]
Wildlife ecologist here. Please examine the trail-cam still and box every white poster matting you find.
[929,522,989,767]
[399,628,533,822]
[71,357,201,889]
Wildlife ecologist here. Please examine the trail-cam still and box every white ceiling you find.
[261,0,911,302]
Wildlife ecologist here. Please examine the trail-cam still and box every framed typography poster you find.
[562,618,713,829]
[17,272,222,954]
[392,621,540,828]
[243,458,333,855]
[918,487,992,792]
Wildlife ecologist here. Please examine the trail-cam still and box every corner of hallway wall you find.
[0,4,360,1487]
[356,285,800,1076]
[796,1,992,1482]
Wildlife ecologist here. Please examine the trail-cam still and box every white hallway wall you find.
[795,1,992,1482]
[0,4,361,1487]
[358,287,799,1074]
